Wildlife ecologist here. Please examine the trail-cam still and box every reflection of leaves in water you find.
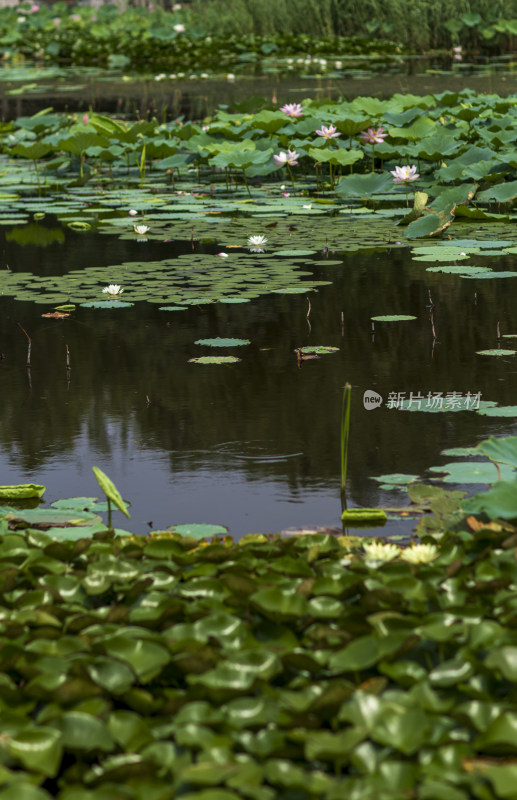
[6,223,65,247]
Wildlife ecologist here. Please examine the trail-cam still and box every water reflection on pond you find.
[1,55,517,121]
[1,227,517,536]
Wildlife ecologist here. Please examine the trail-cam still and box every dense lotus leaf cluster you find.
[1,468,517,799]
[0,2,404,73]
[3,89,517,242]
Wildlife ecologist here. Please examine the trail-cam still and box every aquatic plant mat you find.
[2,486,517,800]
[6,88,517,307]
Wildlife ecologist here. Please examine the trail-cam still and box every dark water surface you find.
[1,228,517,536]
[1,56,517,121]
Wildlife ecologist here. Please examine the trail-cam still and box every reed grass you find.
[190,0,512,49]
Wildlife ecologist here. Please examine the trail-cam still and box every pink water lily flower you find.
[360,126,388,144]
[280,103,303,118]
[315,123,341,139]
[274,149,299,166]
[390,165,420,183]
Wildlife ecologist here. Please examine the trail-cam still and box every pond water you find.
[1,54,517,121]
[2,222,517,537]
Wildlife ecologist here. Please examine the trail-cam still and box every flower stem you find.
[241,169,252,198]
[287,164,296,193]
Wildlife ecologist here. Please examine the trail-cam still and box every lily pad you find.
[170,523,228,539]
[478,406,517,417]
[371,315,417,322]
[0,484,45,499]
[371,473,419,484]
[297,346,339,355]
[188,356,241,364]
[80,301,134,309]
[195,338,251,347]
[429,461,517,483]
[341,508,387,526]
[476,349,516,356]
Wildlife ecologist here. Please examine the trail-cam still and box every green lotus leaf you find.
[1,507,100,526]
[476,436,517,468]
[485,647,517,681]
[92,466,130,518]
[405,213,452,239]
[461,478,517,520]
[171,523,228,538]
[308,147,364,166]
[478,713,517,752]
[484,764,517,799]
[54,711,115,752]
[250,587,308,619]
[0,785,54,800]
[336,171,393,198]
[7,726,62,777]
[87,657,136,694]
[0,483,45,499]
[104,637,170,682]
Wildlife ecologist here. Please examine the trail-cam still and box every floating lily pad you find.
[341,508,387,526]
[426,266,491,275]
[478,405,517,417]
[429,461,517,483]
[0,484,45,499]
[195,337,250,347]
[371,315,417,322]
[371,473,419,484]
[476,349,516,356]
[170,523,228,539]
[441,446,478,457]
[158,306,188,311]
[80,301,134,309]
[188,356,241,364]
[0,507,101,526]
[272,249,317,256]
[297,346,339,355]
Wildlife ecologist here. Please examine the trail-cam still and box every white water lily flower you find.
[363,541,400,563]
[133,224,149,235]
[248,235,267,248]
[173,23,185,32]
[128,209,138,216]
[102,284,123,296]
[390,165,419,183]
[217,252,228,258]
[274,149,299,166]
[399,543,439,564]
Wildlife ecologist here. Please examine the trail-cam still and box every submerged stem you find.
[340,382,352,492]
